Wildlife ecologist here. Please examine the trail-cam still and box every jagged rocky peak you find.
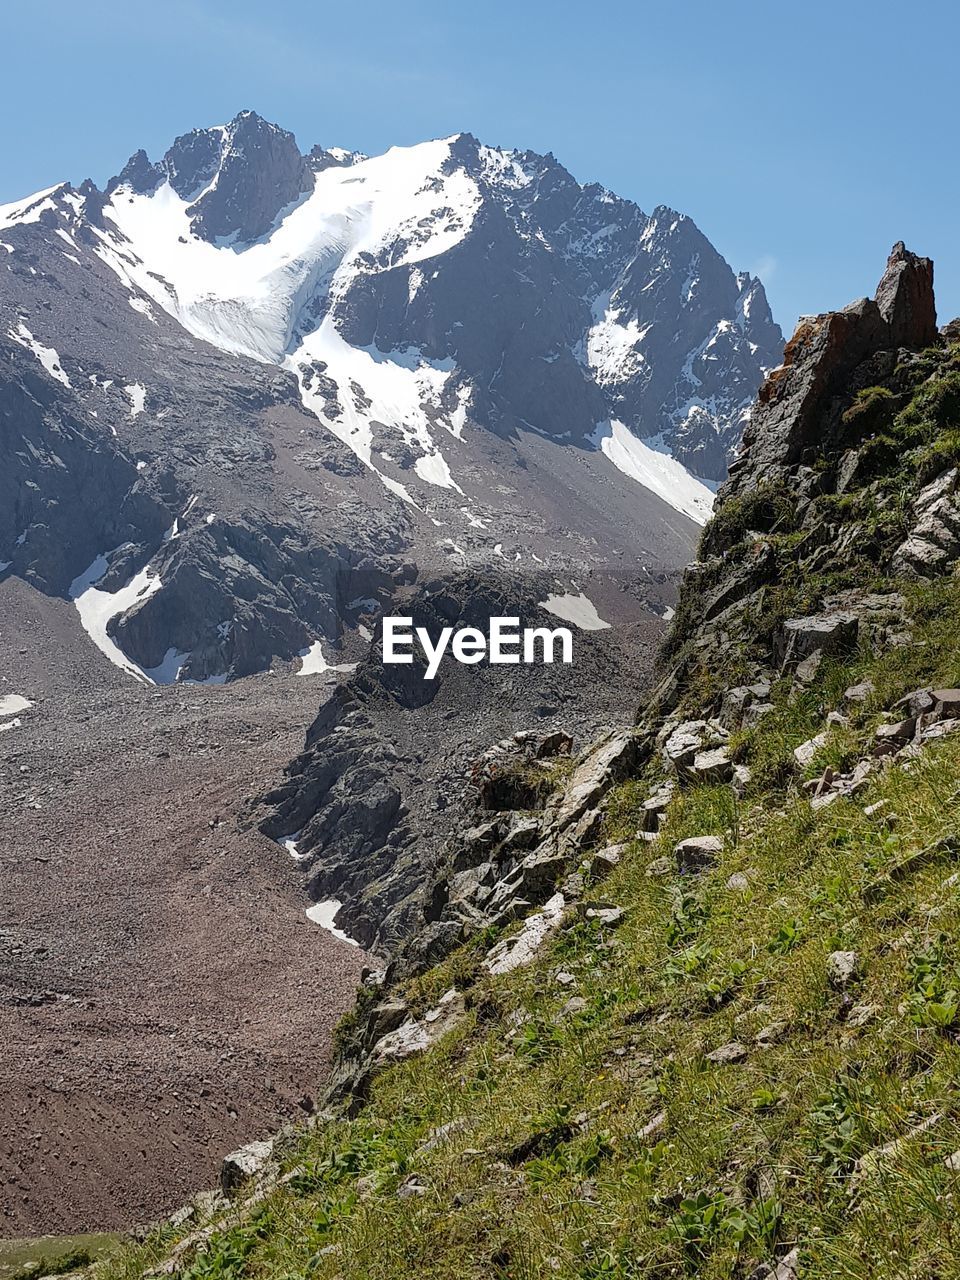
[652,242,955,728]
[592,207,782,479]
[111,110,315,243]
[874,240,937,348]
[725,242,937,496]
[307,143,365,173]
[82,110,785,485]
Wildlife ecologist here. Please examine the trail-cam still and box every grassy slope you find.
[88,345,960,1279]
[89,579,960,1280]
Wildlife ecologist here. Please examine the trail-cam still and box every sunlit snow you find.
[0,183,67,238]
[297,640,357,676]
[8,323,71,387]
[95,139,481,502]
[306,899,362,947]
[0,694,33,716]
[591,420,715,524]
[539,591,610,631]
[69,553,163,683]
[585,292,652,386]
[125,383,146,417]
[99,137,480,365]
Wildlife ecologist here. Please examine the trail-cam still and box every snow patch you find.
[128,296,158,322]
[415,450,462,491]
[97,139,478,504]
[142,646,190,684]
[0,183,67,237]
[585,293,652,386]
[8,323,71,387]
[293,320,458,497]
[125,383,146,417]
[539,591,610,631]
[306,900,362,947]
[99,137,480,365]
[278,833,310,862]
[69,552,163,683]
[0,694,33,717]
[297,640,357,676]
[591,420,715,525]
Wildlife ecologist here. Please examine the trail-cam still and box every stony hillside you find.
[17,247,960,1279]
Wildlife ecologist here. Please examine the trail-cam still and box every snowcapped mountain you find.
[0,111,782,683]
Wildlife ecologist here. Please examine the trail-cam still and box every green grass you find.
[88,613,960,1278]
[0,1234,120,1280]
[81,340,960,1278]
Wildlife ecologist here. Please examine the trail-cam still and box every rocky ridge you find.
[261,242,960,1104]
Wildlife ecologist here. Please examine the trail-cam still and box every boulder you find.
[583,843,626,882]
[691,746,733,783]
[844,680,875,704]
[755,1020,789,1046]
[845,1002,880,1029]
[536,730,574,759]
[397,1174,429,1199]
[933,688,960,718]
[552,730,641,832]
[795,649,822,685]
[743,701,774,726]
[794,733,827,768]
[705,1040,748,1065]
[220,1140,275,1198]
[892,471,960,577]
[639,781,675,831]
[873,718,916,755]
[483,894,566,976]
[772,1247,801,1280]
[663,721,709,770]
[372,989,464,1063]
[584,905,625,927]
[674,835,723,875]
[827,950,860,989]
[778,612,858,669]
[893,687,935,718]
[732,764,753,797]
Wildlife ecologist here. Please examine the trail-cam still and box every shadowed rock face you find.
[0,341,169,594]
[875,241,937,349]
[185,112,315,244]
[252,571,661,954]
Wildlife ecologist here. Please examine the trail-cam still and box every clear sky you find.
[3,0,957,334]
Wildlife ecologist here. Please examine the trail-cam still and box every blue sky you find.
[3,0,956,333]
